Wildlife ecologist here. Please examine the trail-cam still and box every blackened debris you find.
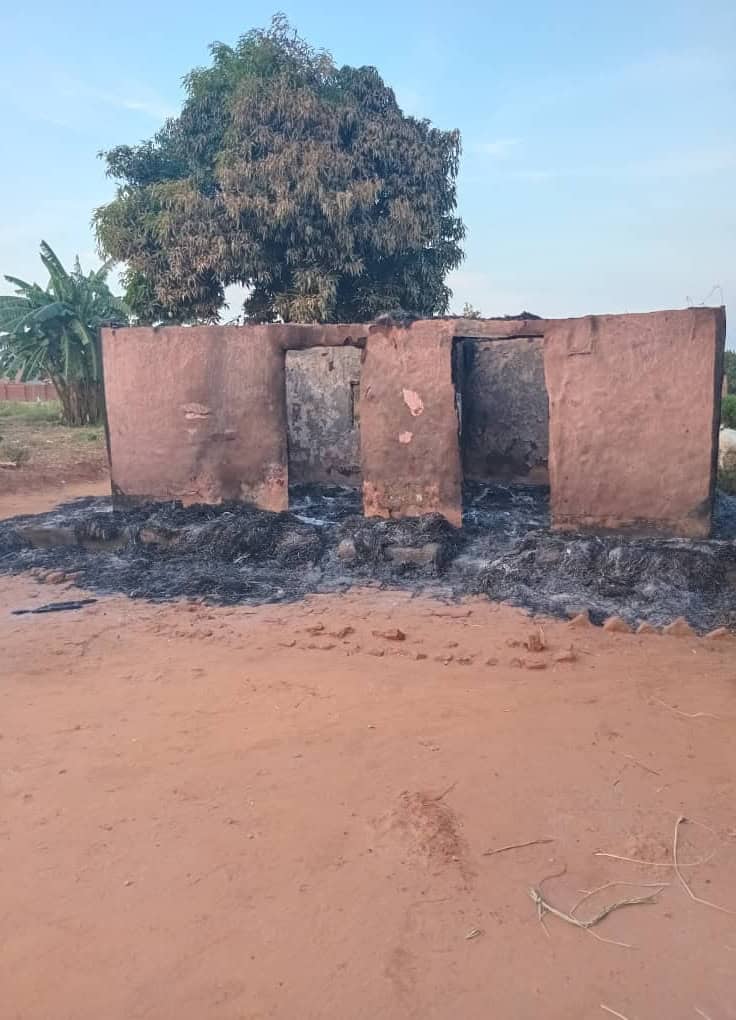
[0,484,734,632]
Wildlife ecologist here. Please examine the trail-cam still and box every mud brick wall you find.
[0,380,56,401]
[544,307,725,537]
[359,320,463,526]
[101,323,368,510]
[285,347,362,485]
[102,326,289,509]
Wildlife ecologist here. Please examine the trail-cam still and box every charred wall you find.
[460,336,549,483]
[285,347,362,485]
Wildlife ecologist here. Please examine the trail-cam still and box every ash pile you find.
[1,483,735,632]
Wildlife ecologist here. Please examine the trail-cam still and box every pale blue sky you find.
[1,1,734,341]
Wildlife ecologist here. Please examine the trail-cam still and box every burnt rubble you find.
[1,483,735,632]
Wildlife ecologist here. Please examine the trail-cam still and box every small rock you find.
[45,571,67,585]
[568,611,592,629]
[434,654,454,664]
[704,627,731,641]
[603,616,631,634]
[306,623,325,635]
[447,641,459,648]
[279,639,297,648]
[456,655,474,666]
[510,657,525,668]
[367,647,385,657]
[663,617,696,638]
[372,628,406,642]
[525,660,547,671]
[554,648,577,663]
[414,652,428,661]
[329,626,354,639]
[485,657,498,667]
[337,539,357,563]
[525,629,546,652]
[386,543,440,566]
[636,622,659,635]
[307,641,335,651]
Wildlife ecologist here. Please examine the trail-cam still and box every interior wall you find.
[285,348,362,486]
[460,336,549,484]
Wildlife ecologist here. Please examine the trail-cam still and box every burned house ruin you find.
[102,307,726,539]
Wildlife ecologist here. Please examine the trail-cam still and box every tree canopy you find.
[94,15,465,324]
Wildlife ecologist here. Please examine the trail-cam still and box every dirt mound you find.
[377,790,467,870]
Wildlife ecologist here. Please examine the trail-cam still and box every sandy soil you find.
[0,415,108,496]
[2,484,736,1020]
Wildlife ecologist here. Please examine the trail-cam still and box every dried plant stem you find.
[572,881,670,917]
[621,753,661,776]
[651,696,719,720]
[529,880,666,949]
[673,816,734,915]
[483,837,555,857]
[594,850,715,869]
[600,1006,631,1020]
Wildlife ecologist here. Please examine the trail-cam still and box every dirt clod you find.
[525,628,546,652]
[568,611,592,628]
[372,627,406,642]
[603,616,632,634]
[704,627,731,641]
[663,617,696,638]
[636,622,659,635]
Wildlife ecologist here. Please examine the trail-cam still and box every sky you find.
[1,1,734,343]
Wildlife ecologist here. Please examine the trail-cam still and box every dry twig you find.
[483,837,555,857]
[600,1006,631,1020]
[431,780,457,802]
[673,816,734,915]
[651,697,720,720]
[694,1009,714,1020]
[572,881,670,917]
[594,849,715,869]
[621,753,661,776]
[529,876,666,949]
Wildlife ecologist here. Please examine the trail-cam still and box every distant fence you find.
[0,380,56,401]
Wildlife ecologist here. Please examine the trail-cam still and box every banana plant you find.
[0,242,128,424]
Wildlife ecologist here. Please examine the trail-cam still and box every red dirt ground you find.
[1,483,736,1019]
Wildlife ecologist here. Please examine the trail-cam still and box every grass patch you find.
[0,442,31,466]
[73,427,105,444]
[0,400,62,423]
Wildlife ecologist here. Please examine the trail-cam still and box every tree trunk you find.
[52,376,104,426]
